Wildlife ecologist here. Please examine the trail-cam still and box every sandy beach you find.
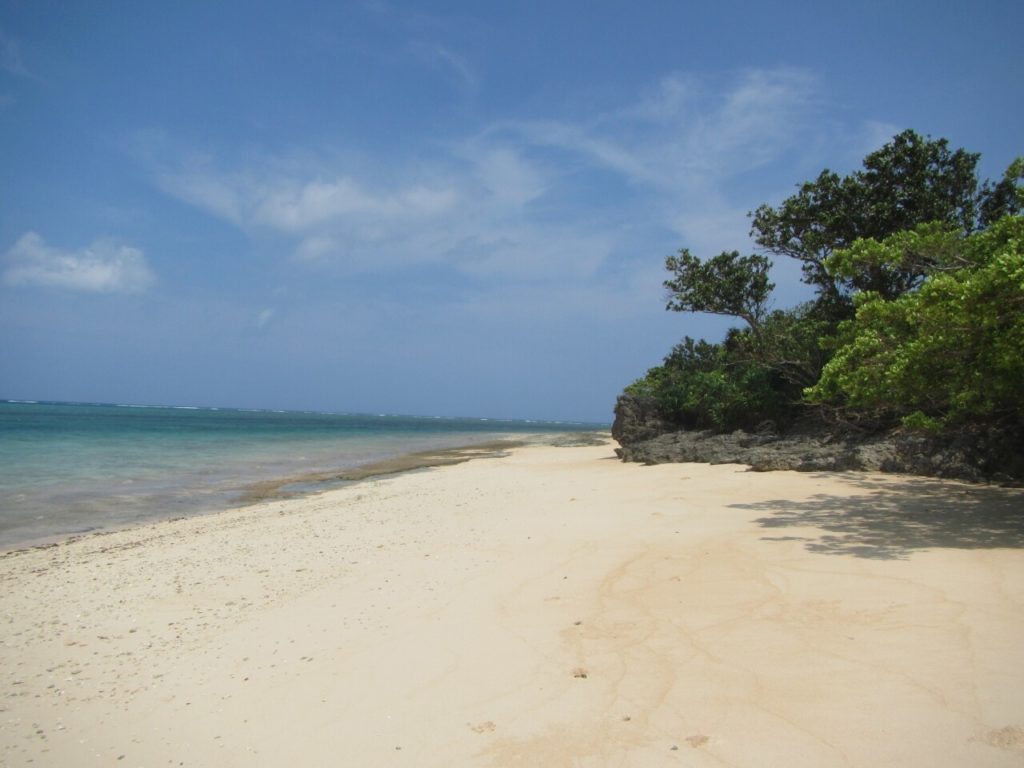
[2,439,1023,767]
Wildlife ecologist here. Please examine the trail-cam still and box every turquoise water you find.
[0,400,603,548]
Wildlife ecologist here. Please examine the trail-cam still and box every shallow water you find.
[0,401,602,548]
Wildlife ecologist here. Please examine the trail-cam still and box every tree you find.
[726,303,834,390]
[663,249,774,333]
[640,263,829,430]
[625,334,799,431]
[806,216,1024,429]
[980,156,1024,226]
[750,130,1020,315]
[629,132,1021,440]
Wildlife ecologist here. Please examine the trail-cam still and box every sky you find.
[1,1,1021,423]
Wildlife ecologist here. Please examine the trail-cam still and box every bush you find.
[625,308,825,432]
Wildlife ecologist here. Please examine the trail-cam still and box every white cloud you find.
[255,178,379,230]
[503,68,819,191]
[148,67,850,284]
[466,147,546,207]
[501,119,660,186]
[3,232,156,294]
[158,167,245,225]
[160,166,459,235]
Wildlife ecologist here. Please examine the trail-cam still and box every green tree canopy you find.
[625,132,1022,442]
[806,215,1024,429]
[750,130,1021,315]
[663,249,774,333]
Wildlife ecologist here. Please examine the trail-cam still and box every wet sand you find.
[235,439,527,504]
[2,440,1023,766]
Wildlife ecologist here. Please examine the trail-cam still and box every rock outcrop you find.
[612,393,1023,483]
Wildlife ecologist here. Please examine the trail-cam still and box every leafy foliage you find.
[980,157,1024,225]
[663,249,774,332]
[626,130,1023,439]
[807,216,1024,429]
[750,130,1021,316]
[626,306,827,431]
[625,337,786,432]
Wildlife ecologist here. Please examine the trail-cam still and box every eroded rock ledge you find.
[612,394,1023,483]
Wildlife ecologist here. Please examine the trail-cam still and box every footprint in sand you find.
[469,721,496,734]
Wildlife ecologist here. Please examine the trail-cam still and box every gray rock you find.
[611,394,671,445]
[612,393,1023,483]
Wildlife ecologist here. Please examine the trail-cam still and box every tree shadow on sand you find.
[730,474,1024,560]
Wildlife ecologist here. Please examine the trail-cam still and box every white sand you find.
[2,441,1023,767]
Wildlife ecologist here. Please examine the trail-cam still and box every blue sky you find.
[1,1,1021,422]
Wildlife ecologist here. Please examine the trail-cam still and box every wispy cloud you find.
[149,67,833,281]
[496,68,820,203]
[252,177,459,231]
[158,167,245,226]
[475,68,825,256]
[3,233,156,294]
[460,145,547,207]
[416,42,480,93]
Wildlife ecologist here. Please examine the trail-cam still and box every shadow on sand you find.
[731,474,1024,560]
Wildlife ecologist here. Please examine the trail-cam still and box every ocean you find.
[0,400,605,549]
